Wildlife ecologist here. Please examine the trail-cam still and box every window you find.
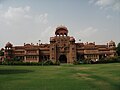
[52,48,54,50]
[72,48,74,50]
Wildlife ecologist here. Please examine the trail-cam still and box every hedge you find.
[0,60,60,66]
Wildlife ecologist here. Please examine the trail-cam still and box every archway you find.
[59,55,67,63]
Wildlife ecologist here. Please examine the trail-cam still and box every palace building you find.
[3,26,116,63]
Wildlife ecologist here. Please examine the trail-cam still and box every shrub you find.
[83,58,91,64]
[1,59,61,66]
[43,60,54,65]
[54,60,60,65]
[73,60,79,65]
[96,56,120,64]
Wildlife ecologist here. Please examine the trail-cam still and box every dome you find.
[109,40,115,46]
[56,25,68,30]
[1,48,4,51]
[70,37,75,42]
[55,25,68,36]
[5,42,13,48]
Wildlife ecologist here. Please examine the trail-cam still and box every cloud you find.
[39,26,55,43]
[0,6,48,25]
[35,13,48,24]
[24,6,30,12]
[95,0,114,6]
[0,6,50,47]
[78,27,98,38]
[4,7,28,24]
[89,0,95,4]
[106,15,112,19]
[113,2,120,11]
[89,0,120,12]
[0,4,2,9]
[41,26,54,37]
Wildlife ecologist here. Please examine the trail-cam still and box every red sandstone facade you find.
[3,26,116,63]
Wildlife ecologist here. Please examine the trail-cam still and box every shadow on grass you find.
[0,69,34,75]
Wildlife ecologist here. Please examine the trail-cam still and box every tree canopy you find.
[0,50,4,56]
[116,43,120,56]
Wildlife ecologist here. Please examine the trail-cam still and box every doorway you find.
[59,55,67,63]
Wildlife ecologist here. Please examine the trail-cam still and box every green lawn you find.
[0,63,120,90]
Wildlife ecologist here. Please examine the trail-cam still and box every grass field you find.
[0,63,120,90]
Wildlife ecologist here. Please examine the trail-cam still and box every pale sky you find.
[0,0,120,48]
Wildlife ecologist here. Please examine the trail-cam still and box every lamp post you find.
[79,39,81,42]
[38,40,41,45]
[38,40,43,66]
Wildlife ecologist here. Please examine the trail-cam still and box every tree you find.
[0,50,4,56]
[116,43,120,56]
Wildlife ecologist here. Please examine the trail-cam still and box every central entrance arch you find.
[59,55,67,63]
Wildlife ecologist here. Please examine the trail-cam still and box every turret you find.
[55,25,68,36]
[5,42,14,59]
[109,40,116,48]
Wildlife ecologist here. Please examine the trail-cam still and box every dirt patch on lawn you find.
[72,67,91,71]
[72,73,94,80]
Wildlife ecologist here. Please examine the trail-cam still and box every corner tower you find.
[4,42,14,59]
